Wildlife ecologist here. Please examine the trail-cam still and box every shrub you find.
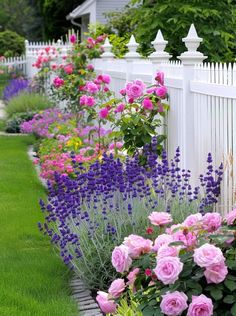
[5,111,37,133]
[6,93,54,118]
[97,208,236,315]
[0,30,25,57]
[3,78,30,101]
[39,142,223,290]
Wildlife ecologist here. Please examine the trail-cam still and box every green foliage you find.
[106,0,236,61]
[5,111,37,133]
[0,30,25,57]
[6,93,54,117]
[108,34,129,58]
[115,298,143,316]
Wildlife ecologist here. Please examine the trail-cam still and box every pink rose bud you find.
[87,64,94,71]
[99,108,109,119]
[155,71,164,85]
[119,88,126,96]
[70,34,77,44]
[142,98,154,110]
[115,103,125,113]
[79,95,88,106]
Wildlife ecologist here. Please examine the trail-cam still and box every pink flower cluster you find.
[53,76,65,88]
[96,208,236,315]
[32,46,58,69]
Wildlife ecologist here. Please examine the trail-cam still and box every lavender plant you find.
[3,78,30,101]
[39,138,223,290]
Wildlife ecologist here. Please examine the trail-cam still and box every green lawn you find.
[0,136,78,316]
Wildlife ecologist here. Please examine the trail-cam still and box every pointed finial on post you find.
[124,35,141,59]
[101,37,114,60]
[178,24,207,64]
[149,30,171,63]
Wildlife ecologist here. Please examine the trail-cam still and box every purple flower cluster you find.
[3,78,30,101]
[20,108,71,138]
[38,138,223,272]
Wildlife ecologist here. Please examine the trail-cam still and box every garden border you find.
[27,145,103,316]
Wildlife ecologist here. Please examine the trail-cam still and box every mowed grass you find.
[0,136,78,316]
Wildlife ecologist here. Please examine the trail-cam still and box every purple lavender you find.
[38,138,223,289]
[3,78,30,101]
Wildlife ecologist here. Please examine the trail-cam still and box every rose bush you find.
[96,208,236,316]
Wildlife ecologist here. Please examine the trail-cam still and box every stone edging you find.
[27,146,103,316]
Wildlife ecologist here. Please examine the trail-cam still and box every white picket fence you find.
[93,25,236,215]
[0,26,235,214]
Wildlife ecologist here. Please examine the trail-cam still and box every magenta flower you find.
[142,98,154,110]
[69,34,77,44]
[155,86,167,98]
[115,103,125,113]
[155,71,165,85]
[99,108,109,119]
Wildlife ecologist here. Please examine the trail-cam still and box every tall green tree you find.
[0,0,43,41]
[37,0,82,40]
[107,0,236,62]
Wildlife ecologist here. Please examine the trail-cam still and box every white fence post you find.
[178,24,207,174]
[124,35,141,82]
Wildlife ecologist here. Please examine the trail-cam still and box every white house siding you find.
[96,0,129,24]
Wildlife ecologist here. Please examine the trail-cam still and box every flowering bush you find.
[96,208,236,316]
[39,142,223,290]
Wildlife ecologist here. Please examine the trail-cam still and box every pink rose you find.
[193,244,225,268]
[133,79,146,89]
[101,74,111,84]
[204,261,228,284]
[109,142,123,150]
[202,212,222,232]
[187,294,213,316]
[127,268,140,286]
[182,213,202,227]
[64,64,73,74]
[160,291,188,316]
[142,98,154,110]
[172,230,197,248]
[158,245,179,258]
[99,108,109,119]
[69,34,77,44]
[108,278,125,298]
[86,96,95,107]
[115,103,125,113]
[126,83,144,99]
[80,95,88,106]
[123,234,153,258]
[87,64,94,71]
[225,208,236,225]
[111,245,132,273]
[86,82,99,93]
[155,71,164,85]
[155,86,167,98]
[153,234,174,252]
[119,88,126,96]
[148,211,172,226]
[153,256,183,285]
[96,291,117,314]
[53,76,64,88]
